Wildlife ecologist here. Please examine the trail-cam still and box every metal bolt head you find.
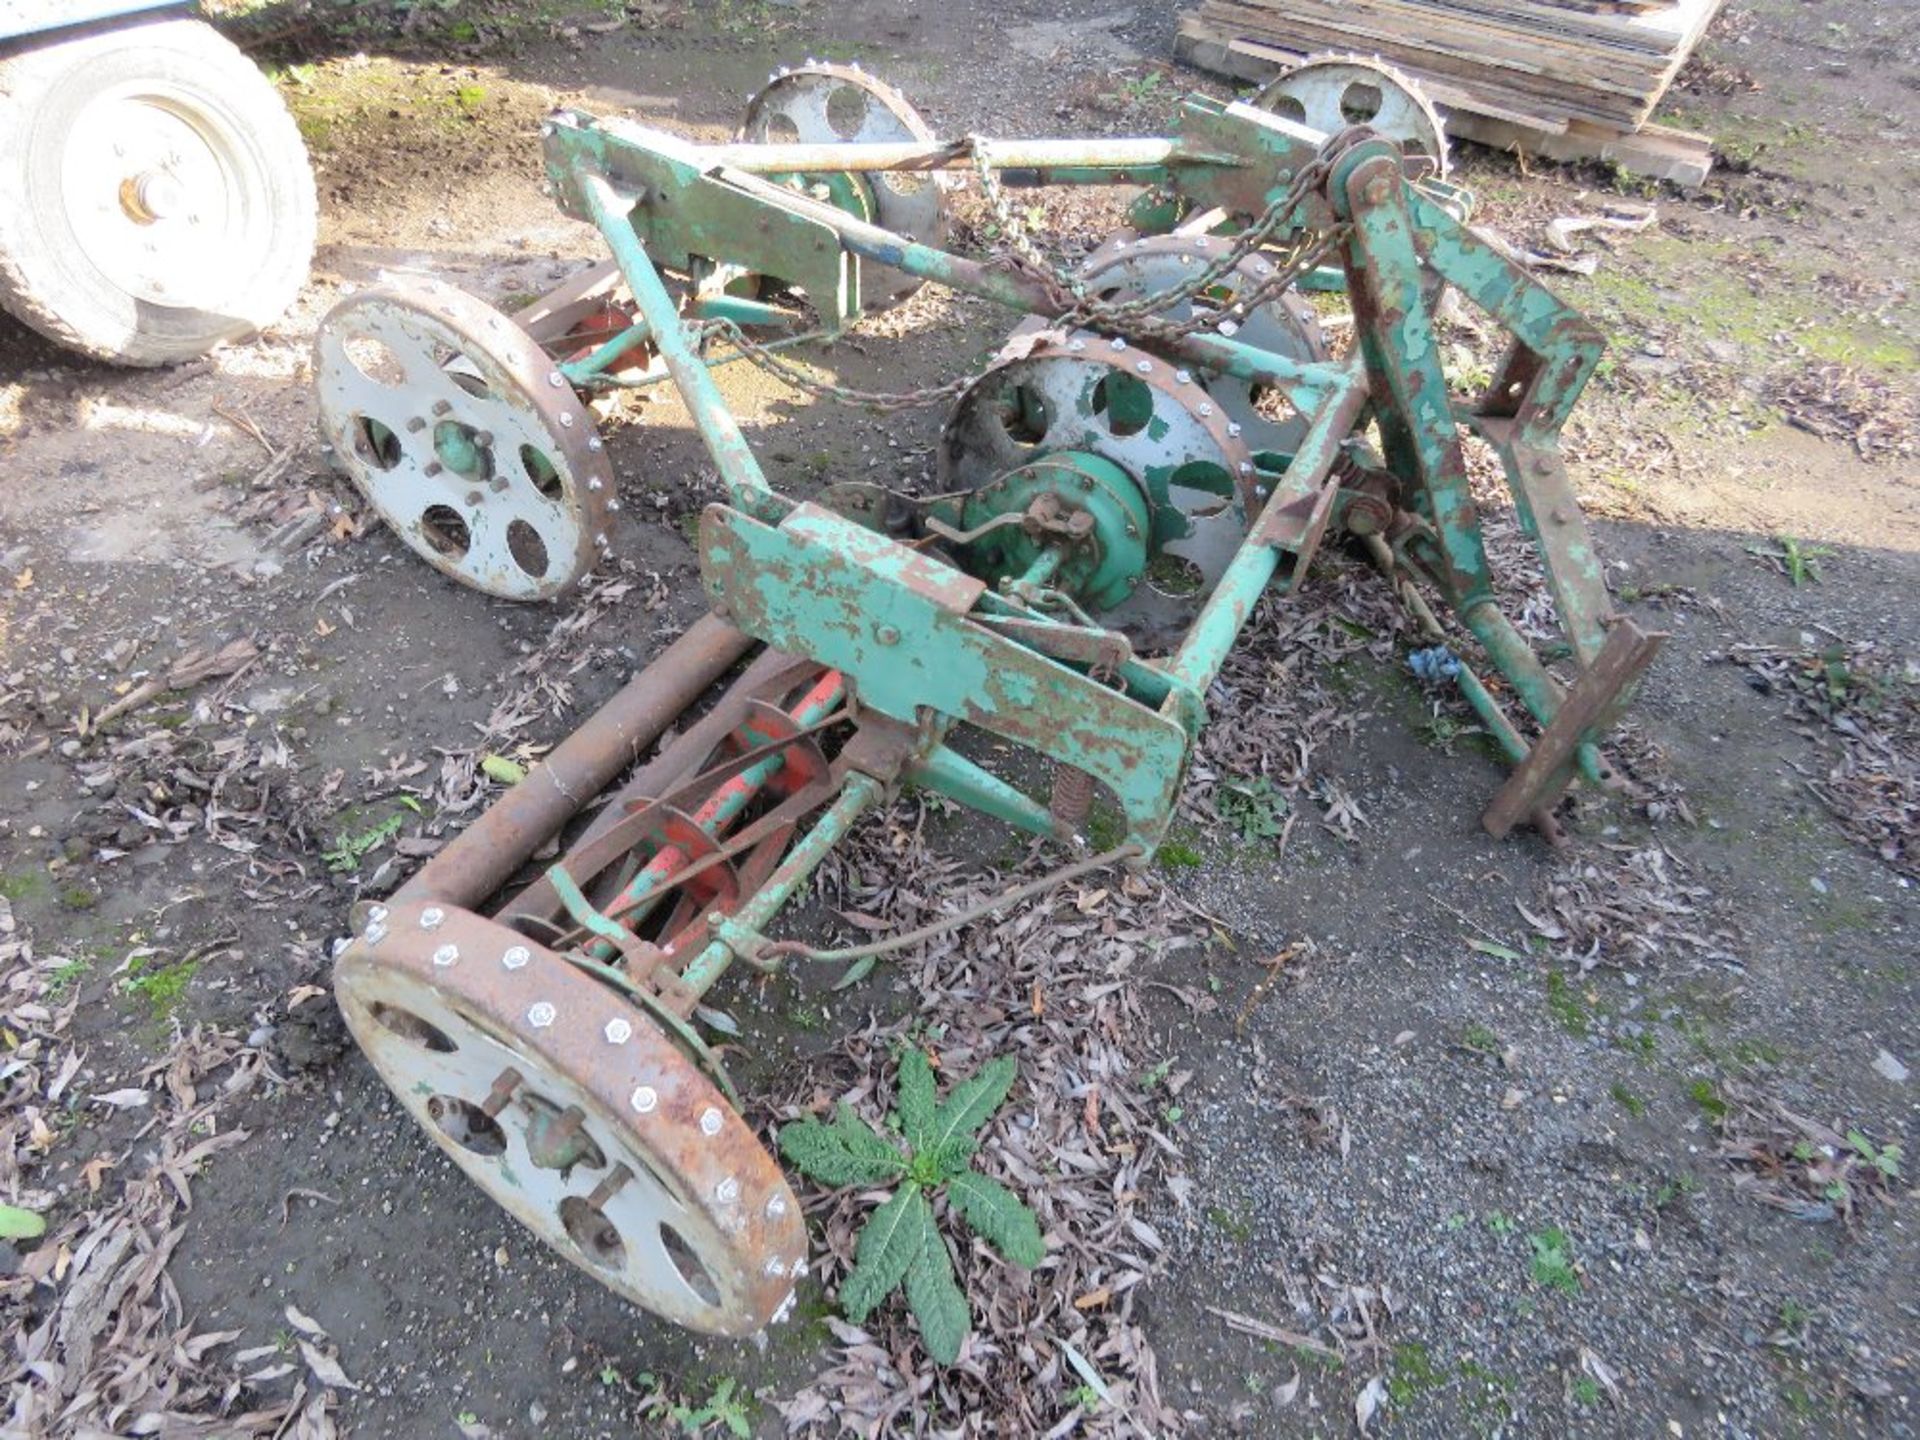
[362,922,387,945]
[766,1193,789,1219]
[432,399,452,416]
[588,436,604,451]
[1135,360,1152,374]
[699,1107,724,1136]
[715,1177,741,1203]
[607,500,622,513]
[548,371,565,387]
[1198,403,1215,418]
[367,904,389,924]
[432,943,459,967]
[765,1257,787,1277]
[630,1085,658,1114]
[527,1001,557,1029]
[1109,337,1127,351]
[421,907,446,930]
[502,945,531,970]
[874,623,901,645]
[604,1018,633,1044]
[406,416,426,433]
[1068,339,1086,352]
[1239,461,1254,475]
[1226,422,1242,438]
[588,478,603,491]
[1175,369,1192,384]
[558,412,575,428]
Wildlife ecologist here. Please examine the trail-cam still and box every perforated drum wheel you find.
[315,279,613,600]
[334,900,806,1335]
[739,63,950,306]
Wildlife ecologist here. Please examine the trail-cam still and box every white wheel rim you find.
[334,903,804,1334]
[315,281,612,600]
[60,82,260,311]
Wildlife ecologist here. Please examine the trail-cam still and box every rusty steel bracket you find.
[1481,618,1665,839]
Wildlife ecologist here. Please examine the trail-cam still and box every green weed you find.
[1528,1228,1580,1295]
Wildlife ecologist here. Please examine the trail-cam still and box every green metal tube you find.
[679,771,887,998]
[1164,538,1282,697]
[718,168,1345,402]
[1164,365,1365,694]
[906,744,1059,839]
[579,172,786,525]
[1453,664,1530,766]
[558,319,654,386]
[703,136,1181,176]
[1460,600,1604,786]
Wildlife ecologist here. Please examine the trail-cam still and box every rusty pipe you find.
[373,614,753,922]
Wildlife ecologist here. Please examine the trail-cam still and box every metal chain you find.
[702,128,1371,411]
[970,130,1354,345]
[701,317,984,414]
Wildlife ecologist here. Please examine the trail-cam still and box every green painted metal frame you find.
[527,92,1654,993]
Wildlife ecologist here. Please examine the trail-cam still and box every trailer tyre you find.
[0,17,316,365]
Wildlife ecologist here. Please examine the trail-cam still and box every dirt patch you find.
[2,0,1916,1436]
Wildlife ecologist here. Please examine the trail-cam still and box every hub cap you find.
[61,83,260,310]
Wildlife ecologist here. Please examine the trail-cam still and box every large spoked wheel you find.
[0,18,315,365]
[739,62,949,307]
[315,279,613,601]
[334,900,806,1334]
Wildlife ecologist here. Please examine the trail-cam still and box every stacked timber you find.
[1176,0,1725,183]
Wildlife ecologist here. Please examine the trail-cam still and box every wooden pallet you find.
[1175,19,1716,186]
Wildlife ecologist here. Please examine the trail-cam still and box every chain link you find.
[703,130,1367,412]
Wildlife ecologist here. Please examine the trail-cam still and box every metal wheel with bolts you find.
[1252,53,1450,180]
[1077,232,1330,458]
[315,278,614,601]
[940,325,1255,648]
[334,899,806,1335]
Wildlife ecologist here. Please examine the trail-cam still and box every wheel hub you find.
[315,278,614,601]
[941,326,1256,645]
[334,899,806,1335]
[64,84,249,308]
[957,450,1151,612]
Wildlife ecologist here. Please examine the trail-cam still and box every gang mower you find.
[318,59,1659,1336]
